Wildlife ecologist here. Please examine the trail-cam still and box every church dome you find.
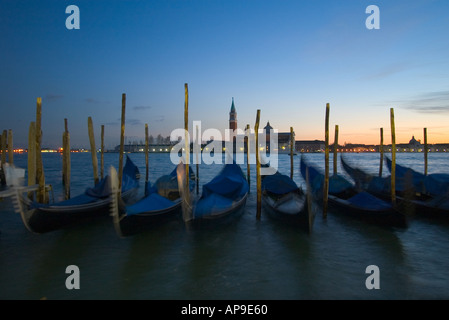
[409,136,420,146]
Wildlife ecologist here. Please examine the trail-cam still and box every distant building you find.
[340,143,377,152]
[409,136,421,148]
[113,143,173,153]
[295,140,325,153]
[385,135,423,152]
[399,136,421,152]
[263,121,295,154]
[429,144,449,152]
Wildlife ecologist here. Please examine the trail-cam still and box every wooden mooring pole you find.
[62,118,71,200]
[7,129,13,165]
[255,109,261,219]
[184,84,191,208]
[87,116,99,185]
[246,124,251,191]
[290,127,294,179]
[195,124,199,195]
[1,130,6,166]
[145,123,149,183]
[323,103,330,219]
[101,124,105,180]
[379,128,384,177]
[62,121,67,194]
[424,127,428,176]
[118,93,126,193]
[27,122,36,200]
[0,130,5,185]
[390,108,396,205]
[144,123,149,195]
[177,84,193,223]
[35,97,46,203]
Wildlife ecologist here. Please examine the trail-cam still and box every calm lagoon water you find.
[1,152,449,301]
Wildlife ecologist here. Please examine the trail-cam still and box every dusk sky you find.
[1,0,449,150]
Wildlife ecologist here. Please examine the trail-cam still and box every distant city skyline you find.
[3,99,448,150]
[2,1,449,150]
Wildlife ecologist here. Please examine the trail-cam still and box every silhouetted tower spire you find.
[229,97,237,131]
[229,97,238,153]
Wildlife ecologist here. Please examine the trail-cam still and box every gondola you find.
[13,155,140,234]
[110,163,195,237]
[385,156,449,198]
[261,166,310,229]
[177,161,249,226]
[342,155,449,219]
[300,155,407,228]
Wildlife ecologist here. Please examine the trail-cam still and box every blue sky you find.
[1,0,449,149]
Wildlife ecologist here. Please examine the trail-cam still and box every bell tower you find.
[229,97,237,131]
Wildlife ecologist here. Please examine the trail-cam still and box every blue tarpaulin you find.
[194,163,249,218]
[262,172,299,195]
